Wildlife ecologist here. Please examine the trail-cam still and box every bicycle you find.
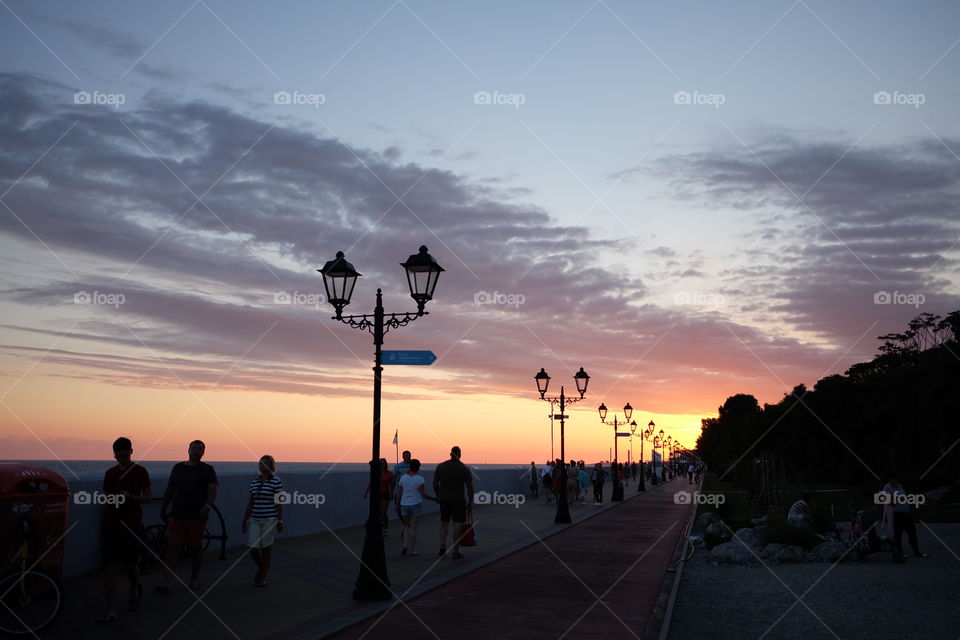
[0,519,63,636]
[141,504,228,573]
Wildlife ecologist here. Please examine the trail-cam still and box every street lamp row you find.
[597,402,632,502]
[631,419,656,491]
[535,387,685,505]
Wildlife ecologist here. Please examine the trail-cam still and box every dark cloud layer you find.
[652,136,960,345]
[2,73,931,413]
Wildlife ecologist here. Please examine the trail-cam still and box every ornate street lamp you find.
[653,435,661,482]
[598,402,632,502]
[657,429,666,481]
[535,367,590,523]
[636,420,655,490]
[665,436,673,479]
[319,246,443,601]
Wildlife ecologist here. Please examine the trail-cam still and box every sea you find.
[2,460,527,481]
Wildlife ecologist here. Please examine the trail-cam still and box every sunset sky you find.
[1,1,958,469]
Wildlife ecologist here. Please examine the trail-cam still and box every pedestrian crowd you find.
[94,439,478,623]
[95,438,704,624]
[529,457,691,506]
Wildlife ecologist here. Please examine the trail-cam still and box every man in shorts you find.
[98,437,151,622]
[432,446,474,559]
[156,440,218,592]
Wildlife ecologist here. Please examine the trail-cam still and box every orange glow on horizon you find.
[1,367,720,465]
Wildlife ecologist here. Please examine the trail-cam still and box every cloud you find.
[42,18,188,83]
[0,73,898,413]
[648,135,960,345]
[48,18,145,58]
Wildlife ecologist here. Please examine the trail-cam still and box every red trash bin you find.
[0,464,70,581]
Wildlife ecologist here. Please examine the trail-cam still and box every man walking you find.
[97,437,151,622]
[529,461,539,499]
[433,446,474,559]
[394,450,413,528]
[591,463,606,505]
[156,440,218,592]
[394,450,412,478]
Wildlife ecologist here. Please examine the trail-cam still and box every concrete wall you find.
[63,465,532,576]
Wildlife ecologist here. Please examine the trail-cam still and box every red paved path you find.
[331,481,693,640]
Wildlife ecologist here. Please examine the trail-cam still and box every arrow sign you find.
[553,414,569,420]
[381,350,437,365]
[617,432,631,437]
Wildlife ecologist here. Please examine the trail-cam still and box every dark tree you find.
[696,311,960,491]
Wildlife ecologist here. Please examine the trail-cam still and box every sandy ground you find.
[668,522,960,640]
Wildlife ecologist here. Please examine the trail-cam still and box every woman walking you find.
[396,459,435,555]
[241,455,284,587]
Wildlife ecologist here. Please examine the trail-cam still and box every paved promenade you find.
[330,479,693,640]
[41,477,693,640]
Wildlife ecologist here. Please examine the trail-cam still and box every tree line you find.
[696,311,960,490]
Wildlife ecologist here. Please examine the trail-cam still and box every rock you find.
[709,541,757,564]
[694,511,715,532]
[732,527,762,548]
[752,525,770,542]
[762,543,807,563]
[811,540,848,562]
[761,543,785,560]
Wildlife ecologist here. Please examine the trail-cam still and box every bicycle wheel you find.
[0,570,63,635]
[145,524,168,560]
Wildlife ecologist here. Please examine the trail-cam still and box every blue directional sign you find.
[616,432,631,437]
[381,350,437,365]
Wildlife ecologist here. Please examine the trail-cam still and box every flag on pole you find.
[392,429,398,445]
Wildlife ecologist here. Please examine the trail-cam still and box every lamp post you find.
[652,435,660,482]
[657,429,666,481]
[535,367,590,524]
[549,411,555,461]
[665,436,673,479]
[319,246,443,601]
[637,420,655,489]
[598,402,632,502]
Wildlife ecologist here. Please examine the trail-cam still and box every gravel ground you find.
[667,523,960,640]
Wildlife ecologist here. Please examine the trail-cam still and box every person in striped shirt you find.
[241,455,284,587]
